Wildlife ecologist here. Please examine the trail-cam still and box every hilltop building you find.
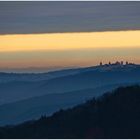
[100,62,103,66]
[99,61,134,66]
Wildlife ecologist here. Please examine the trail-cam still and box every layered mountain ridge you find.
[0,62,140,126]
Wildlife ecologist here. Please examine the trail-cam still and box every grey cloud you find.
[0,1,140,34]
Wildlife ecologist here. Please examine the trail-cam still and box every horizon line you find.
[1,29,140,36]
[0,61,139,74]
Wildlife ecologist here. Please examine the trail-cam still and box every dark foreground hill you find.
[0,85,140,139]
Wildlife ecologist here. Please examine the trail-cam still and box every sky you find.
[0,2,140,72]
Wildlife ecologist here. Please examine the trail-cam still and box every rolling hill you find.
[0,63,140,126]
[0,64,140,105]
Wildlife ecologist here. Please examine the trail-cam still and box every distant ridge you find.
[0,62,140,125]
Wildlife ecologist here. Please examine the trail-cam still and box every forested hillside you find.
[0,85,140,139]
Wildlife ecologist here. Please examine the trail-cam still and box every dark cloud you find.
[0,1,140,34]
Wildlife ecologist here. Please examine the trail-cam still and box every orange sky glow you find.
[0,30,140,52]
[0,30,140,71]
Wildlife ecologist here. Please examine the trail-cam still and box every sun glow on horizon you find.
[0,30,140,52]
[0,30,140,70]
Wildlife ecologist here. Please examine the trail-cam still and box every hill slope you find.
[0,83,121,126]
[0,64,140,105]
[0,85,140,139]
[0,64,140,126]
